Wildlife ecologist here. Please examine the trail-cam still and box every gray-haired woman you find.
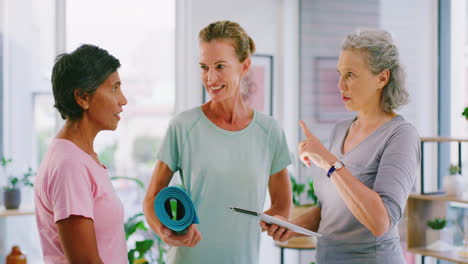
[263,28,420,263]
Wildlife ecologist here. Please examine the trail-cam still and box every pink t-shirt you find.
[34,139,127,264]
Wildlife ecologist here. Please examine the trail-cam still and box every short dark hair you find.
[51,44,121,121]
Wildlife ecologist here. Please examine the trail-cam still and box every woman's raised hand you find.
[298,120,335,170]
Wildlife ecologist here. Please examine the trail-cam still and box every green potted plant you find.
[462,106,468,120]
[443,164,464,196]
[286,175,318,247]
[427,217,447,230]
[290,176,317,227]
[2,157,34,210]
[110,176,167,263]
[125,212,156,264]
[289,151,318,210]
[0,157,12,206]
[425,217,448,247]
[291,176,317,207]
[291,176,306,207]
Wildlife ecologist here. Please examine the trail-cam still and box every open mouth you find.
[211,85,225,91]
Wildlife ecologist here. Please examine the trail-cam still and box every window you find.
[0,25,3,158]
[446,0,468,167]
[2,0,56,261]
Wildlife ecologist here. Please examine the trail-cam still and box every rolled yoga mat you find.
[154,186,200,232]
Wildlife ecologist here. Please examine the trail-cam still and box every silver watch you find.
[333,160,344,170]
[327,160,345,178]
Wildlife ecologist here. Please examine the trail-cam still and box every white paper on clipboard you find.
[229,206,322,237]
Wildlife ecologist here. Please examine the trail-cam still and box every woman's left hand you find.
[298,120,335,170]
[260,216,299,242]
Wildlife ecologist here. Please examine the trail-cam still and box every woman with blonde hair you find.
[143,20,292,264]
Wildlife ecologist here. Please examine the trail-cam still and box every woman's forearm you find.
[143,189,165,235]
[331,167,390,236]
[298,122,390,235]
[265,168,292,219]
[143,161,174,235]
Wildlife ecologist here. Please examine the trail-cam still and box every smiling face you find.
[199,39,250,103]
[336,49,386,112]
[81,71,127,131]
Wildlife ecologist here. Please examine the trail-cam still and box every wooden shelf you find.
[407,194,468,263]
[0,208,35,217]
[421,137,468,143]
[409,137,468,262]
[408,247,468,264]
[409,194,468,204]
[275,237,316,249]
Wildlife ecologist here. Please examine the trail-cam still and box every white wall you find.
[380,0,438,137]
[380,0,439,192]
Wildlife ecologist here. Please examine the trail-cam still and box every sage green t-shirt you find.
[157,107,291,264]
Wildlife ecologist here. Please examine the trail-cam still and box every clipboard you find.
[229,206,322,237]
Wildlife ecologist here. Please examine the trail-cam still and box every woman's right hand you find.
[159,224,202,248]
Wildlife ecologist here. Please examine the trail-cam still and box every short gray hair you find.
[341,28,409,112]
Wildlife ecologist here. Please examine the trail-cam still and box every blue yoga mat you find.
[154,186,200,232]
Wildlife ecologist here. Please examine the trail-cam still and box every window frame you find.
[437,0,451,189]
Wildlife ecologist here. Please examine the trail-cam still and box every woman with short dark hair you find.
[34,44,128,264]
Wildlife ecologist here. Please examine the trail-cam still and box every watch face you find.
[334,161,344,169]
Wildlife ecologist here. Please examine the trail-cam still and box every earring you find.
[83,105,88,110]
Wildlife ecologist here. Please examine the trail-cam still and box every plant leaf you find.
[307,181,318,205]
[135,239,154,258]
[128,249,136,264]
[125,220,148,240]
[426,217,447,230]
[1,157,12,167]
[124,213,143,238]
[463,106,468,119]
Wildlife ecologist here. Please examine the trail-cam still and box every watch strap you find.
[327,160,344,178]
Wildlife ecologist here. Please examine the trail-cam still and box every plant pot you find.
[3,189,21,210]
[443,174,464,196]
[426,228,453,246]
[441,227,454,244]
[426,228,440,246]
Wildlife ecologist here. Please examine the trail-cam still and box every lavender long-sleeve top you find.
[314,115,420,264]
